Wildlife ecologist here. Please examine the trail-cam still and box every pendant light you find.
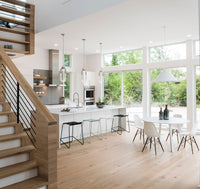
[81,39,87,85]
[154,70,178,82]
[59,33,67,83]
[154,26,178,83]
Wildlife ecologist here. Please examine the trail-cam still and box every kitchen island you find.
[47,105,127,148]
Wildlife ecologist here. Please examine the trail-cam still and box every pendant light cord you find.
[62,33,65,67]
[82,39,86,69]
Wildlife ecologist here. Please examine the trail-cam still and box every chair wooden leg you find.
[143,129,145,144]
[190,136,194,154]
[184,136,187,148]
[166,133,170,141]
[150,137,152,149]
[193,136,199,151]
[176,130,179,143]
[177,136,184,151]
[154,137,157,155]
[142,137,149,152]
[132,129,139,142]
[158,138,164,152]
[140,129,142,140]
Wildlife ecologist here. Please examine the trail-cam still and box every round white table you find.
[143,117,189,152]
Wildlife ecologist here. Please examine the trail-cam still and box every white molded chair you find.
[132,115,144,143]
[177,123,199,154]
[142,121,164,155]
[166,114,183,143]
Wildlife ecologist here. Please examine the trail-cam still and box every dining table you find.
[143,117,189,152]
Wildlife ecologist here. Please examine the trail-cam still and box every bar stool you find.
[111,114,130,135]
[100,117,114,138]
[83,119,103,143]
[60,121,84,148]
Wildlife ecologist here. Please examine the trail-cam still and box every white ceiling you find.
[35,0,127,32]
[36,0,199,55]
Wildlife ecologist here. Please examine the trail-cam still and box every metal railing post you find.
[17,82,20,123]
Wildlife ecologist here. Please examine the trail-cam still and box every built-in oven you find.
[84,86,95,105]
[85,100,95,106]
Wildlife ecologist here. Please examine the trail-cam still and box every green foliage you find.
[104,50,143,66]
[64,55,70,67]
[104,72,121,105]
[196,76,200,105]
[64,73,70,99]
[124,71,142,105]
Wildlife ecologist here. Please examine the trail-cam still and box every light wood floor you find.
[57,127,200,189]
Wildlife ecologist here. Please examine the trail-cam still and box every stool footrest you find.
[60,136,84,148]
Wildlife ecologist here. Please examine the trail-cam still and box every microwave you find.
[84,86,95,101]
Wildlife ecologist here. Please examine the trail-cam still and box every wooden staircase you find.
[0,0,35,56]
[0,100,48,188]
[0,44,57,188]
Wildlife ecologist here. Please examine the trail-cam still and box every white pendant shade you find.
[154,70,178,82]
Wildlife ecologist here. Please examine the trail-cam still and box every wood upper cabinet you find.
[0,0,35,56]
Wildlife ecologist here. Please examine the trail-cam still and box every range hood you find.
[49,49,60,87]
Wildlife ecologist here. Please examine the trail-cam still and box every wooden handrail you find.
[0,46,56,125]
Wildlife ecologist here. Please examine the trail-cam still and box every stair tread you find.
[1,176,48,189]
[0,160,38,179]
[0,133,26,142]
[0,111,13,115]
[0,145,35,159]
[0,122,18,128]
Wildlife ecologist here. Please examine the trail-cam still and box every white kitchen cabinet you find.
[85,71,96,86]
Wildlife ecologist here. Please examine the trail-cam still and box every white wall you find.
[13,47,49,85]
[71,54,84,103]
[85,54,102,101]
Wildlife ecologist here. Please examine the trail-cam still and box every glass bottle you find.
[164,105,169,120]
[159,107,164,120]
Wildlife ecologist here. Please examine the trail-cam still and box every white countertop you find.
[46,105,125,116]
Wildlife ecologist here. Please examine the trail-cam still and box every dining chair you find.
[142,121,164,155]
[132,115,144,143]
[166,114,182,143]
[177,123,199,154]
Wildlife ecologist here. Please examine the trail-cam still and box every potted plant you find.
[96,98,105,108]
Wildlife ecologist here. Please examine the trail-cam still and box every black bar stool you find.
[60,121,84,148]
[111,114,130,135]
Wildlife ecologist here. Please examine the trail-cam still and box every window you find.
[104,49,143,67]
[123,71,143,118]
[151,68,187,119]
[150,43,186,63]
[64,54,70,67]
[64,73,70,99]
[196,66,200,127]
[104,72,121,105]
[63,54,71,99]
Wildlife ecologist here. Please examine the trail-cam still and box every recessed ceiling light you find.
[186,34,192,38]
[120,46,123,49]
[75,47,79,50]
[149,41,153,44]
[54,43,58,47]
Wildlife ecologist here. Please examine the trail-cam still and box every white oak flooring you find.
[57,127,200,189]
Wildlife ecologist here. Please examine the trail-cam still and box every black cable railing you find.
[0,64,37,147]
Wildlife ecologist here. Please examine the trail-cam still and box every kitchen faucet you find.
[73,92,79,107]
